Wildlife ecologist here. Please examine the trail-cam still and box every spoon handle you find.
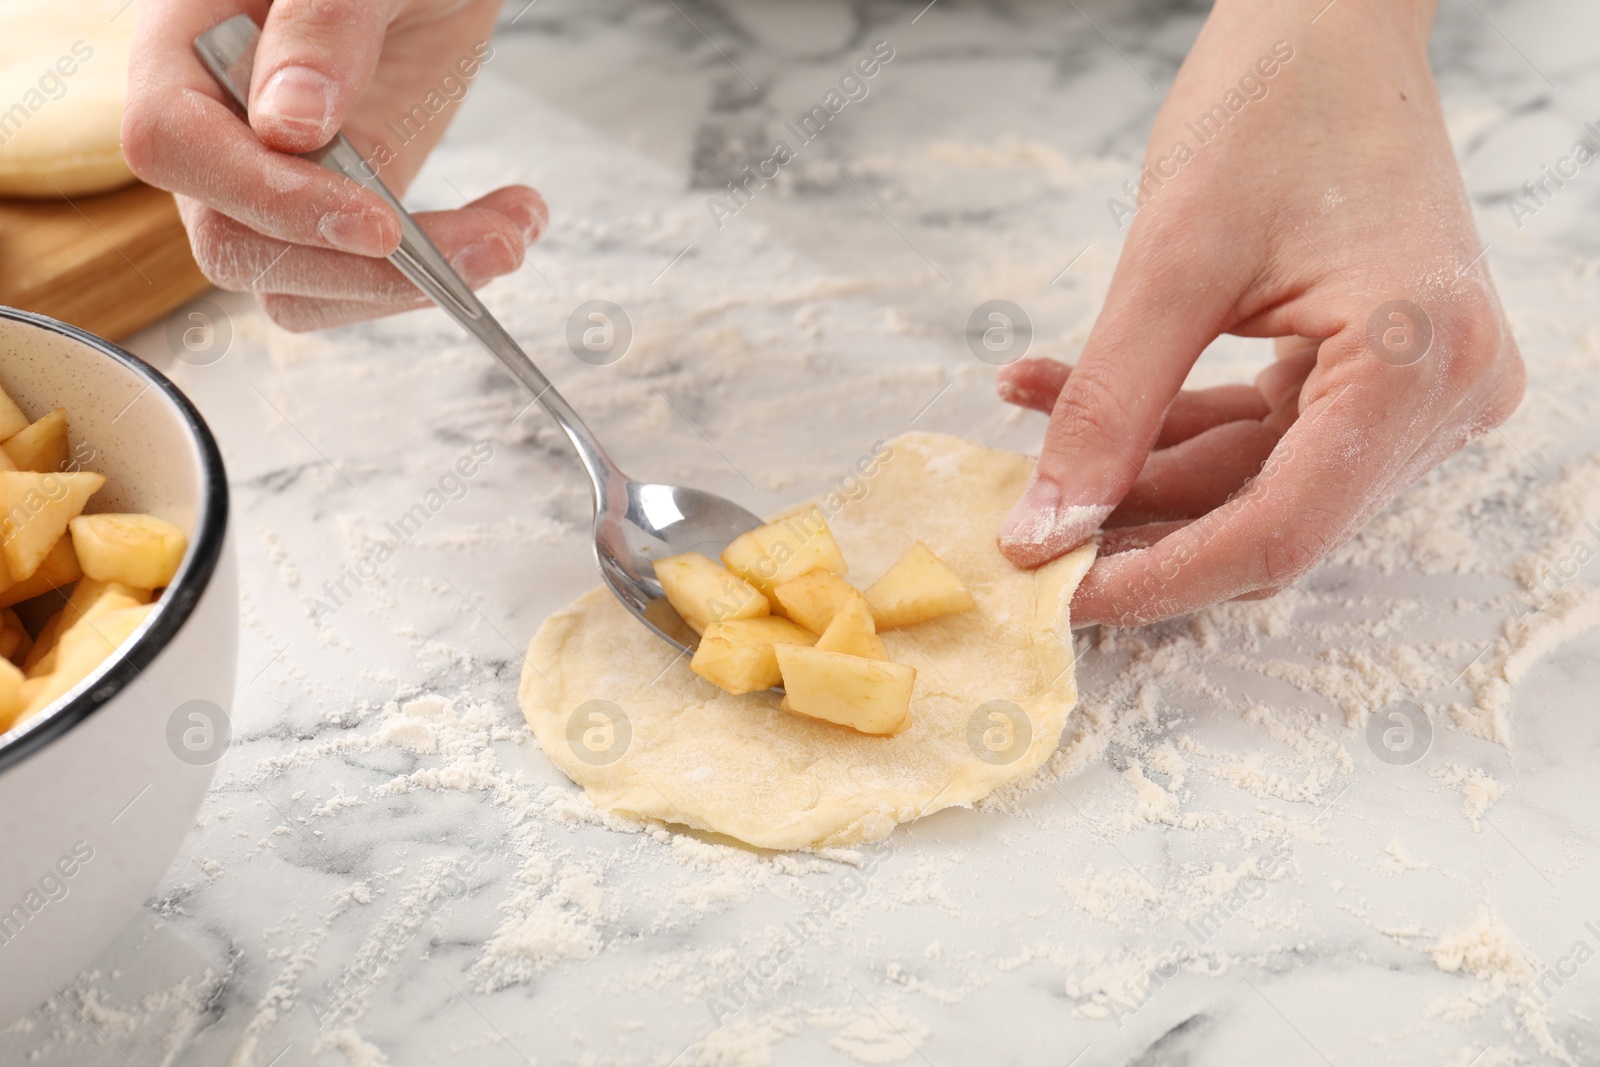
[193,15,622,500]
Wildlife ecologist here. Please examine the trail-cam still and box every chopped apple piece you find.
[0,471,104,582]
[0,385,28,440]
[775,644,914,735]
[0,448,15,472]
[771,567,859,633]
[66,576,153,621]
[0,607,30,665]
[69,513,188,588]
[814,595,887,660]
[654,551,769,635]
[15,675,45,714]
[863,541,977,629]
[25,648,55,678]
[17,603,154,722]
[2,409,68,472]
[721,507,848,597]
[0,535,80,608]
[690,616,817,695]
[22,608,64,675]
[0,656,22,730]
[20,579,149,678]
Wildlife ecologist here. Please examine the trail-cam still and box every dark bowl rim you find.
[0,307,229,774]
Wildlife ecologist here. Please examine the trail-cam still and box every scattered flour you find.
[1381,838,1433,875]
[1432,907,1536,987]
[1431,763,1507,830]
[312,1028,391,1067]
[1431,907,1575,1065]
[683,1017,796,1067]
[823,1005,929,1065]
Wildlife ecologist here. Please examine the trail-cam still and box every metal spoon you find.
[195,16,762,654]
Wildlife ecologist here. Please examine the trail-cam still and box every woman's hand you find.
[123,0,547,331]
[995,0,1524,626]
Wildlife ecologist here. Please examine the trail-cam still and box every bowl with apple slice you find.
[0,307,234,1026]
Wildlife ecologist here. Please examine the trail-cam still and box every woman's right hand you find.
[123,0,547,332]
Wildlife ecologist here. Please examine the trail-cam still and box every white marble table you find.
[6,0,1600,1064]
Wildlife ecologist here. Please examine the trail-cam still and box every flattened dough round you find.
[0,0,137,198]
[519,432,1095,850]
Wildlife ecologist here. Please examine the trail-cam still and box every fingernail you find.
[996,377,1048,410]
[453,234,517,278]
[255,65,337,138]
[318,211,390,257]
[506,195,549,245]
[998,476,1112,568]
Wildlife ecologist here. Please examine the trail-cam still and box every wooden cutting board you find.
[0,182,211,342]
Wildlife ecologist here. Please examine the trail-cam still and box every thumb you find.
[998,263,1222,567]
[249,0,397,153]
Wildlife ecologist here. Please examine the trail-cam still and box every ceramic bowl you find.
[0,307,235,1025]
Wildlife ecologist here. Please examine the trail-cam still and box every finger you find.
[1273,335,1321,362]
[258,293,415,332]
[181,186,547,300]
[123,4,400,256]
[251,0,397,152]
[1096,520,1187,557]
[995,357,1071,412]
[1257,350,1316,409]
[1230,585,1287,602]
[1072,348,1425,626]
[1156,385,1271,447]
[1104,419,1282,527]
[996,358,1270,447]
[997,270,1226,567]
[1256,346,1317,435]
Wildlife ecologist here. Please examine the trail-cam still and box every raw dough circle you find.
[0,0,138,198]
[519,432,1095,850]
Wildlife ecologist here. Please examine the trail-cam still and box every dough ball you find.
[519,432,1096,850]
[0,1,138,198]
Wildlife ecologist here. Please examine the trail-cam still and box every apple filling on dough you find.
[519,432,1098,851]
[658,517,975,736]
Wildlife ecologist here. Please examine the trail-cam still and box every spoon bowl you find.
[595,482,767,653]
